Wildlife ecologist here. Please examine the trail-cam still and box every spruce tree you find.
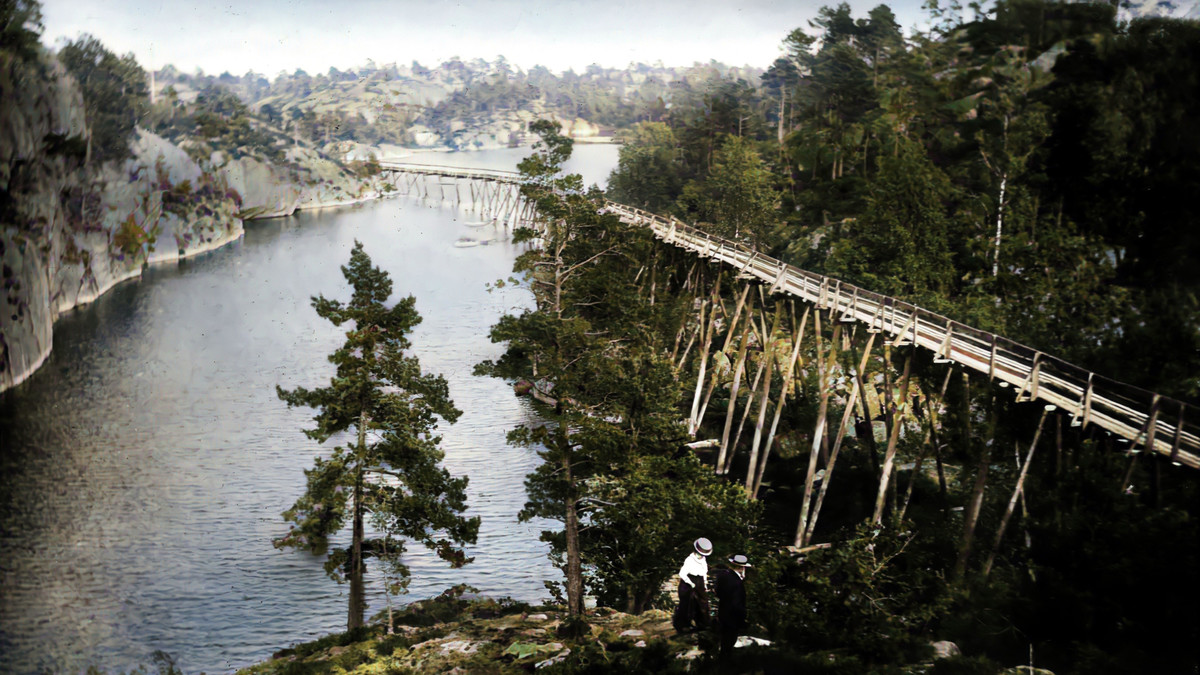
[276,241,479,631]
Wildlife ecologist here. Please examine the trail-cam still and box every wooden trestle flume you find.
[380,162,1200,472]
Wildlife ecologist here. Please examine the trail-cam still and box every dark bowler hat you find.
[728,554,751,567]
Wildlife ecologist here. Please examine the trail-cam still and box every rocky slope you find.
[235,586,1051,675]
[0,52,398,393]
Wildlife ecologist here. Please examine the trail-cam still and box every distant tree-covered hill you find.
[149,58,763,151]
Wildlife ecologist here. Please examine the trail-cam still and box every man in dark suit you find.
[713,553,750,662]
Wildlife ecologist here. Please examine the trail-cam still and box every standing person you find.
[673,537,712,633]
[714,554,750,661]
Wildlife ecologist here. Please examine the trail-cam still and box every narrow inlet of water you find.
[0,146,619,674]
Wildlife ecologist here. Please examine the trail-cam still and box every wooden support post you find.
[955,394,997,581]
[753,305,810,498]
[988,338,998,381]
[716,294,756,473]
[803,353,865,546]
[697,283,753,429]
[932,387,950,509]
[898,367,954,522]
[795,311,831,546]
[983,408,1050,577]
[687,281,723,435]
[727,357,767,475]
[848,331,881,474]
[1119,451,1138,495]
[1014,352,1043,403]
[674,298,701,369]
[1169,404,1186,466]
[743,301,783,482]
[1133,394,1162,456]
[872,350,913,525]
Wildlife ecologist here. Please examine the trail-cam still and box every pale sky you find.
[40,0,930,77]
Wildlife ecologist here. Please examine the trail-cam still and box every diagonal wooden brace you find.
[768,260,790,294]
[890,310,917,347]
[840,287,860,323]
[1132,394,1162,455]
[1014,352,1044,403]
[934,325,955,363]
[1170,403,1186,465]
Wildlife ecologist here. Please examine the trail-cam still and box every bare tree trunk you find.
[743,352,775,487]
[991,115,1010,277]
[348,412,368,630]
[383,533,394,634]
[741,302,782,479]
[675,305,701,371]
[778,91,786,144]
[697,284,752,432]
[563,443,584,616]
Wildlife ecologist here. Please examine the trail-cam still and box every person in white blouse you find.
[672,537,713,633]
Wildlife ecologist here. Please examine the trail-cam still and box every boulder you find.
[931,641,962,659]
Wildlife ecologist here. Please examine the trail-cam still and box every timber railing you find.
[378,162,523,183]
[383,163,1200,470]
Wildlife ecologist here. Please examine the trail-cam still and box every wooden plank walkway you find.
[382,163,1200,470]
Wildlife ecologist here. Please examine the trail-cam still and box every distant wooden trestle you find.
[380,162,1200,473]
[380,162,534,230]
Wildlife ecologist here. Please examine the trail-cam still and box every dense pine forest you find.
[477,2,1200,672]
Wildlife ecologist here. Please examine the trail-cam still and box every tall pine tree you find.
[276,241,479,631]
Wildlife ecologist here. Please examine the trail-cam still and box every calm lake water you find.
[0,145,619,674]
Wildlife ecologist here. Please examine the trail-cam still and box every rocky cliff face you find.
[3,51,93,391]
[1,53,393,392]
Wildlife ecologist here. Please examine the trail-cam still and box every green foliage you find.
[825,136,955,303]
[581,453,759,614]
[276,241,479,628]
[149,84,287,162]
[939,444,1200,674]
[750,524,946,665]
[543,638,693,674]
[58,34,148,165]
[0,0,43,62]
[607,122,683,212]
[484,120,761,619]
[677,134,778,247]
[1043,17,1200,397]
[110,212,157,262]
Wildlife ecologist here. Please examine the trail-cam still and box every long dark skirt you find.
[672,578,710,633]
